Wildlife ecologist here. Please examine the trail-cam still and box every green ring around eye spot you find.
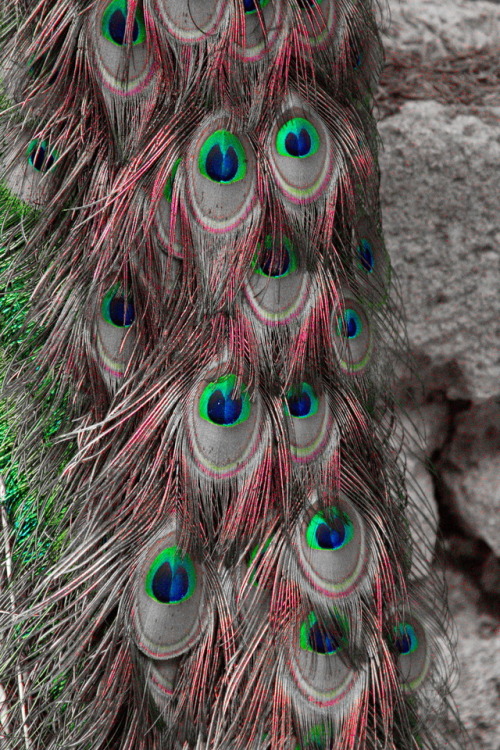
[283,382,319,419]
[198,373,251,426]
[245,0,271,14]
[198,130,247,184]
[305,507,354,550]
[299,611,346,654]
[101,0,146,46]
[144,546,196,603]
[336,308,362,339]
[26,139,58,171]
[276,117,320,159]
[252,235,297,278]
[393,622,419,655]
[101,285,134,328]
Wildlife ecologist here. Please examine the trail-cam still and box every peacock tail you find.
[0,1,466,749]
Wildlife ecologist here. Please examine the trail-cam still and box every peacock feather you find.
[0,1,466,748]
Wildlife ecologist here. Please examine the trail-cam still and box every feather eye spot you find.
[234,0,282,61]
[97,286,136,384]
[187,119,256,231]
[198,130,247,184]
[243,0,270,14]
[101,286,135,328]
[393,623,418,655]
[244,234,309,325]
[145,547,196,605]
[254,235,296,278]
[132,529,205,658]
[387,614,431,690]
[352,219,391,306]
[27,140,57,173]
[306,508,354,551]
[259,247,289,276]
[207,145,237,181]
[269,98,333,203]
[199,374,251,427]
[283,386,334,463]
[357,239,375,273]
[332,297,372,373]
[276,118,320,159]
[285,382,319,419]
[186,363,264,478]
[297,494,369,597]
[291,607,358,704]
[109,296,135,327]
[101,0,146,46]
[109,9,131,44]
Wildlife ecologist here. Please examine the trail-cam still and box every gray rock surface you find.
[441,400,500,554]
[379,0,500,401]
[379,100,500,401]
[381,0,500,56]
[379,2,500,747]
[481,551,500,595]
[446,567,500,750]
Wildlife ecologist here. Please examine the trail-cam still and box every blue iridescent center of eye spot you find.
[152,561,189,603]
[346,314,358,337]
[358,239,374,272]
[205,145,238,182]
[350,38,363,69]
[337,309,362,339]
[308,623,339,654]
[285,128,312,157]
[259,244,290,277]
[353,51,363,69]
[29,143,54,172]
[207,389,243,425]
[315,517,346,549]
[287,389,312,417]
[109,296,135,327]
[243,0,268,13]
[108,9,139,45]
[394,624,417,655]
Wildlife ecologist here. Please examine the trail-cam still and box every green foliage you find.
[0,187,72,569]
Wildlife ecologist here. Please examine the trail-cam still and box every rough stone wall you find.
[378,1,500,747]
